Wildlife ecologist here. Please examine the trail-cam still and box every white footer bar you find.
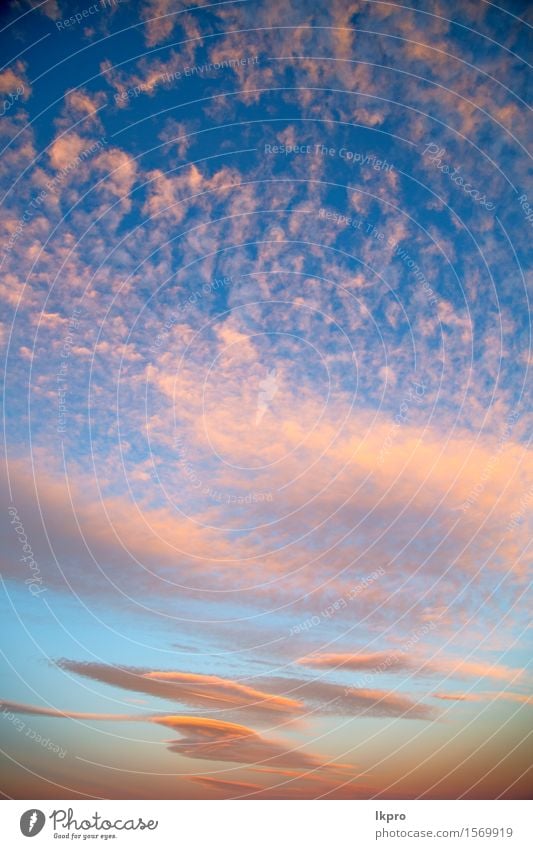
[1,799,530,848]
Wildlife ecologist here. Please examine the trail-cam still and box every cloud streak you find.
[57,660,303,719]
[297,652,526,685]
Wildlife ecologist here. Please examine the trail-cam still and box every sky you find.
[0,0,531,801]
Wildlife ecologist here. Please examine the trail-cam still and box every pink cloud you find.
[297,652,526,685]
[154,714,351,772]
[56,660,304,720]
[433,691,532,705]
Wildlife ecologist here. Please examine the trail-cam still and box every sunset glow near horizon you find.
[0,0,531,801]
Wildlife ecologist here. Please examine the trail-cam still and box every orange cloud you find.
[141,0,187,47]
[342,687,435,720]
[48,133,87,170]
[297,652,525,685]
[58,659,435,721]
[153,714,349,771]
[58,660,303,718]
[93,147,137,206]
[0,699,136,722]
[191,776,264,795]
[0,61,31,99]
[433,692,532,705]
[1,698,355,776]
[143,671,303,713]
[298,651,409,670]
